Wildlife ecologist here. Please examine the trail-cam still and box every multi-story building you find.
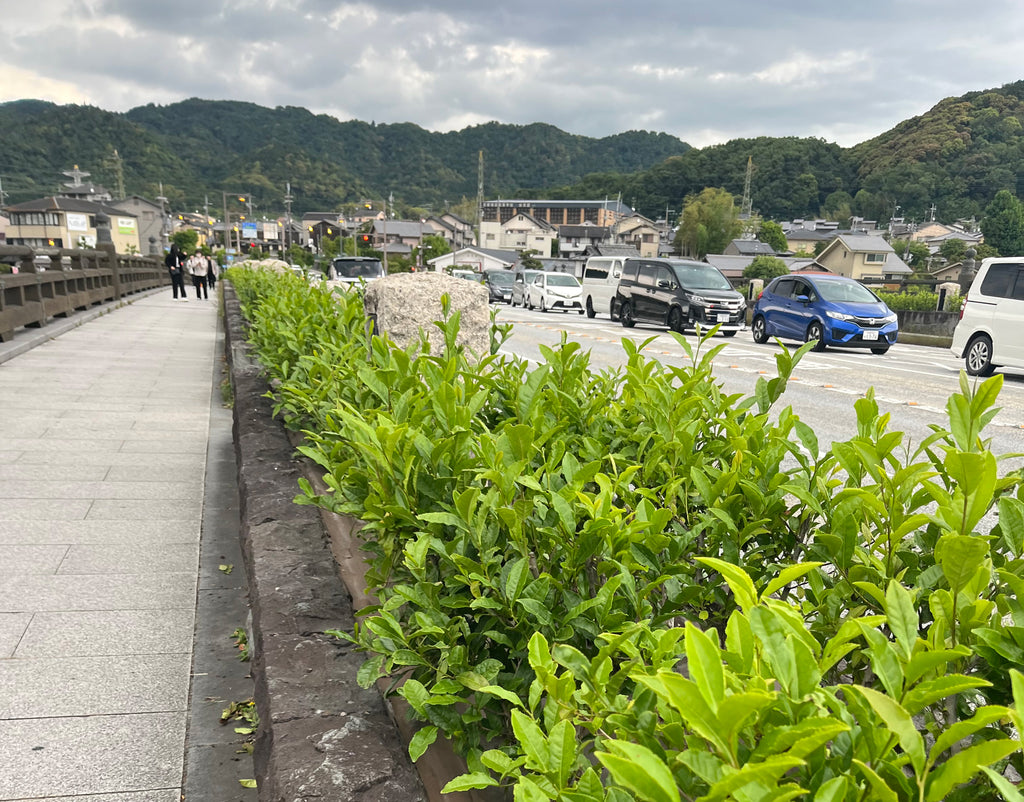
[3,197,141,253]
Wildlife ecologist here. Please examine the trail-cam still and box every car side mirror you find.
[795,294,810,304]
[657,279,672,289]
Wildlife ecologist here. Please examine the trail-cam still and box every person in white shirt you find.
[187,252,209,299]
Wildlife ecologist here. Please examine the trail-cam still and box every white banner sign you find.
[263,222,279,240]
[66,213,88,231]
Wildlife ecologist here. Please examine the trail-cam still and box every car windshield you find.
[487,271,513,286]
[671,264,731,291]
[333,259,382,279]
[814,278,881,304]
[547,274,580,287]
[520,270,541,283]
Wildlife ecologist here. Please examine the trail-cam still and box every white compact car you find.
[951,257,1024,376]
[525,272,584,314]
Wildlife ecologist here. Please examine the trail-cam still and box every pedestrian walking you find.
[187,251,209,299]
[165,244,188,300]
[206,254,218,291]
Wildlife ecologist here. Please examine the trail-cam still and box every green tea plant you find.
[227,267,1024,800]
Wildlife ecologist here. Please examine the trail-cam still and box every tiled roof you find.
[4,196,137,217]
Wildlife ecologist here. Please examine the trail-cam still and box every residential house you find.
[910,220,983,256]
[613,214,660,258]
[815,234,912,280]
[370,219,435,253]
[781,221,838,255]
[430,212,475,248]
[479,212,555,256]
[557,224,609,258]
[301,212,345,247]
[0,212,8,244]
[724,238,777,257]
[704,254,820,284]
[352,202,386,225]
[929,262,963,283]
[427,247,518,273]
[3,196,141,253]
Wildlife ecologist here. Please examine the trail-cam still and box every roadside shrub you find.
[228,267,1024,802]
[878,288,964,312]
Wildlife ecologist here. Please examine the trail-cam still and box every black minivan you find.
[611,258,745,336]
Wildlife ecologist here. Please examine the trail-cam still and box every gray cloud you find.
[3,0,1023,147]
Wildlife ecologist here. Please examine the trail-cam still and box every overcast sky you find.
[2,0,1023,149]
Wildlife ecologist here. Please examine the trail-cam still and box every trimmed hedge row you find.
[229,267,1024,802]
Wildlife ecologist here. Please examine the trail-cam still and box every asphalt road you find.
[495,304,1024,464]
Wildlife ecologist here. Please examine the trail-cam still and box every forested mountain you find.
[540,80,1024,224]
[0,98,690,216]
[3,80,1024,225]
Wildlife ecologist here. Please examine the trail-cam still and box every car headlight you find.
[881,313,898,324]
[826,310,855,321]
[685,293,708,306]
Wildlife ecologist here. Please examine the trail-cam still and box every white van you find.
[581,256,626,318]
[951,257,1024,375]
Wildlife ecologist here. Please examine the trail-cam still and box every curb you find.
[223,285,427,801]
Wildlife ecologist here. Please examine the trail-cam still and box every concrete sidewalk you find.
[0,290,254,800]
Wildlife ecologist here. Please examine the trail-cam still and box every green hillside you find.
[3,81,1024,225]
[0,98,691,216]
[540,81,1024,223]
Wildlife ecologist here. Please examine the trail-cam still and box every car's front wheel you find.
[871,346,890,355]
[539,297,547,312]
[965,334,996,376]
[806,321,826,351]
[667,307,685,333]
[751,315,768,344]
[620,302,636,328]
[586,298,596,318]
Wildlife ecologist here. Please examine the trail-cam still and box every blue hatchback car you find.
[752,273,898,354]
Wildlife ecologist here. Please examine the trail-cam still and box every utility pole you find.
[476,150,484,246]
[156,182,169,251]
[0,176,8,207]
[103,149,125,199]
[740,156,753,218]
[203,195,211,246]
[382,195,389,273]
[283,182,294,252]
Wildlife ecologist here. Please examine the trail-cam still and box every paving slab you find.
[0,519,199,545]
[59,543,198,575]
[0,712,186,799]
[0,613,32,658]
[0,573,197,612]
[0,499,93,521]
[0,545,70,574]
[0,654,191,718]
[0,481,199,501]
[23,791,180,802]
[0,464,111,481]
[14,608,195,658]
[0,437,125,453]
[86,499,202,521]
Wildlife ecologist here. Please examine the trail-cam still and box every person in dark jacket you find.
[206,254,218,291]
[164,244,188,300]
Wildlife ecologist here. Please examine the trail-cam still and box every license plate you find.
[716,313,730,323]
[863,330,879,341]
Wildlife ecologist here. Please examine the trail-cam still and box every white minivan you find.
[951,257,1024,375]
[581,256,627,318]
